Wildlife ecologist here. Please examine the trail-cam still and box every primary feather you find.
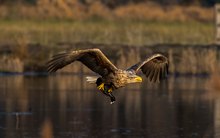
[127,54,168,82]
[47,48,118,76]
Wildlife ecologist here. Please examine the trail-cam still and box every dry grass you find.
[175,48,217,74]
[0,2,214,22]
[0,56,23,72]
[114,3,213,22]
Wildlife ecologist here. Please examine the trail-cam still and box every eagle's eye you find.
[128,73,137,78]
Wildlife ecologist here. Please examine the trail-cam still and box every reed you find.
[0,43,219,74]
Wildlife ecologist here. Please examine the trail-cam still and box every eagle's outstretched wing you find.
[47,48,118,76]
[127,54,168,82]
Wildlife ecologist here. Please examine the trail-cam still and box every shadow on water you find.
[0,74,219,137]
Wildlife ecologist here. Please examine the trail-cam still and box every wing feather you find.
[47,48,118,76]
[153,68,159,82]
[127,54,168,82]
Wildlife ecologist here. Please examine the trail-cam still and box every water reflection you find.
[0,74,219,137]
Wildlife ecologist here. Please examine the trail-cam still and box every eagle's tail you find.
[86,76,99,84]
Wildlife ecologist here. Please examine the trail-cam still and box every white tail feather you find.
[86,76,99,84]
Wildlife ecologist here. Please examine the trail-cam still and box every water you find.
[0,74,219,138]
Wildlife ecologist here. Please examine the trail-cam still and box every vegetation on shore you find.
[0,43,219,74]
[0,1,216,74]
[0,20,214,46]
[0,1,214,45]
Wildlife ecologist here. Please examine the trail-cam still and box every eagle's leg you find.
[97,82,115,104]
[108,92,116,104]
[103,86,115,104]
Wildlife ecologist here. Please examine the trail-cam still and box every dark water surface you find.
[0,74,219,138]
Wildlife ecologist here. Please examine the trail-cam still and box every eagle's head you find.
[125,71,142,84]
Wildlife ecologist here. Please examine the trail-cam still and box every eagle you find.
[47,48,168,104]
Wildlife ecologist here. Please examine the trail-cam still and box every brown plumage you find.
[47,48,168,104]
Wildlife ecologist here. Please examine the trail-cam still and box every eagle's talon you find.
[97,83,104,91]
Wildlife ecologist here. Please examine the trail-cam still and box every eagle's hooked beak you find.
[135,76,142,82]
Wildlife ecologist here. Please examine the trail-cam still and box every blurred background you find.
[0,0,219,138]
[0,0,215,46]
[0,0,217,73]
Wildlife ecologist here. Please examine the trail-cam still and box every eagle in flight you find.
[47,48,168,104]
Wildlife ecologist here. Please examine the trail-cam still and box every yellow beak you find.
[135,76,142,82]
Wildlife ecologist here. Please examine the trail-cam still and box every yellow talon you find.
[97,83,104,91]
[108,88,113,93]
